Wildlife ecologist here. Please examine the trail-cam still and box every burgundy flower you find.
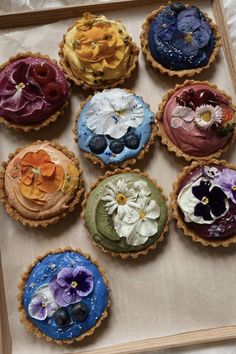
[49,266,94,307]
[0,60,44,119]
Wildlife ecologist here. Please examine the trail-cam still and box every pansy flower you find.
[172,8,211,56]
[153,9,176,41]
[28,284,58,321]
[171,105,196,129]
[214,168,236,204]
[49,266,93,307]
[178,177,229,224]
[61,163,80,195]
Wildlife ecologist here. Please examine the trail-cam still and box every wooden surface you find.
[1,1,236,354]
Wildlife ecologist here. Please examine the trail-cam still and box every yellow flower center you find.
[15,82,25,90]
[41,302,46,308]
[184,32,193,43]
[201,111,212,122]
[116,109,125,116]
[32,167,41,175]
[71,281,78,288]
[231,185,236,191]
[139,210,146,220]
[202,196,209,205]
[116,193,127,205]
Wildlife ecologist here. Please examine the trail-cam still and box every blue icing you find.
[148,5,215,71]
[23,251,109,340]
[77,95,153,165]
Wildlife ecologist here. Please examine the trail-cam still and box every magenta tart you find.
[172,160,236,247]
[18,247,110,344]
[157,81,236,161]
[0,53,70,131]
[0,141,83,227]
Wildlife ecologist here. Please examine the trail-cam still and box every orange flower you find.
[20,150,64,200]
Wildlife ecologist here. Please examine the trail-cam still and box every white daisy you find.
[194,104,222,130]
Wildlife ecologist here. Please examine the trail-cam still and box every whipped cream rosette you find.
[0,141,83,227]
[18,247,110,344]
[82,168,168,259]
[74,88,155,168]
[140,2,221,77]
[0,53,70,131]
[59,13,139,89]
[172,160,236,247]
[157,80,236,161]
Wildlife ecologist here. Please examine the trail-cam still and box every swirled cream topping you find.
[62,13,132,86]
[4,142,80,220]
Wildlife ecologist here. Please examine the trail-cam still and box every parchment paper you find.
[1,1,236,354]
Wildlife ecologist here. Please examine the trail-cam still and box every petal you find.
[49,275,68,307]
[61,163,79,195]
[57,268,73,287]
[194,203,213,221]
[192,27,210,48]
[21,166,34,186]
[62,288,81,305]
[46,302,58,317]
[145,200,160,220]
[114,215,138,238]
[139,219,158,237]
[28,297,47,320]
[177,16,200,32]
[40,161,56,177]
[177,7,200,21]
[20,181,45,200]
[36,164,64,193]
[192,180,211,200]
[21,150,51,168]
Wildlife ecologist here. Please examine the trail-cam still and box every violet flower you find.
[0,60,43,116]
[214,168,236,204]
[28,284,58,321]
[49,266,94,307]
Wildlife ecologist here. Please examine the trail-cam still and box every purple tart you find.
[172,160,236,247]
[0,53,70,131]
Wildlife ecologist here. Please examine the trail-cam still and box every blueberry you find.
[53,309,70,327]
[123,133,140,149]
[71,302,89,322]
[89,135,107,154]
[110,140,124,154]
[171,2,185,12]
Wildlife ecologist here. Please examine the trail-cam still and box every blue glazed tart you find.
[140,2,221,77]
[74,88,155,168]
[18,248,110,344]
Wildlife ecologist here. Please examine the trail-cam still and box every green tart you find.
[82,168,168,259]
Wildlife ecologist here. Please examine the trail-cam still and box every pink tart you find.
[157,80,236,161]
[0,53,70,132]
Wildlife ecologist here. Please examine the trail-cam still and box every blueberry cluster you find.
[88,131,140,155]
[53,302,89,328]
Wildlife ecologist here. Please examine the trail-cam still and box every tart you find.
[157,80,235,161]
[82,168,168,259]
[18,247,110,344]
[140,2,221,77]
[59,12,139,90]
[0,141,83,227]
[172,159,236,247]
[74,88,155,169]
[0,52,70,132]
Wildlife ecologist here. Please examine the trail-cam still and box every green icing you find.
[85,173,168,253]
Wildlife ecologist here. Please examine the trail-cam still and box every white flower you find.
[101,179,139,223]
[133,180,151,197]
[172,105,196,122]
[194,104,222,130]
[85,88,144,139]
[28,284,58,321]
[114,197,160,246]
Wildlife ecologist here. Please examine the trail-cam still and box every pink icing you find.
[163,84,232,157]
[0,57,70,125]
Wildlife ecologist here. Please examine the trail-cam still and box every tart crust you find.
[156,80,236,161]
[58,20,139,90]
[171,159,236,247]
[82,167,169,259]
[0,140,84,228]
[17,246,111,345]
[73,89,157,169]
[0,52,70,132]
[140,3,221,78]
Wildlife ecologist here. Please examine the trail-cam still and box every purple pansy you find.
[192,180,228,221]
[0,60,44,117]
[214,168,236,204]
[28,284,58,321]
[49,266,94,307]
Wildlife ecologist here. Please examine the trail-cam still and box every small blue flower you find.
[153,10,176,41]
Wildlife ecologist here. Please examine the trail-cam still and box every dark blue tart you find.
[18,248,110,344]
[74,88,155,169]
[141,2,221,76]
